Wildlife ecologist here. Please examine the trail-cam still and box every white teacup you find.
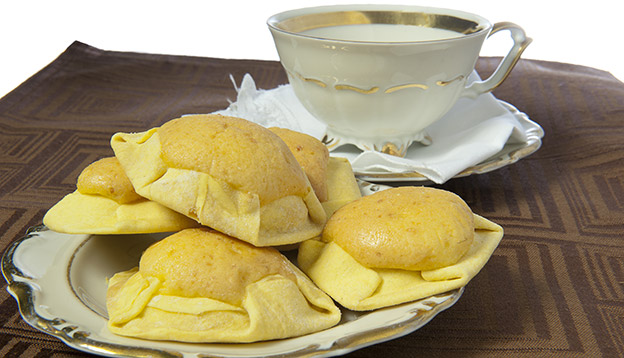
[267,4,531,157]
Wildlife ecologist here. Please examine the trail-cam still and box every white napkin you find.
[214,73,536,184]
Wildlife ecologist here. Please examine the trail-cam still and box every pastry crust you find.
[76,157,142,204]
[299,214,503,311]
[298,187,503,311]
[268,127,361,217]
[139,228,296,305]
[43,157,199,234]
[322,157,362,217]
[106,228,341,342]
[159,117,308,205]
[110,115,326,246]
[323,186,474,271]
[269,127,330,202]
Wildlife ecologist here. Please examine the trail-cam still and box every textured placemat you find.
[1,41,623,357]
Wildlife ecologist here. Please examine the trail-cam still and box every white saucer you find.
[350,101,543,182]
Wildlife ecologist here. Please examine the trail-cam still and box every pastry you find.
[110,114,327,246]
[322,156,362,217]
[269,127,330,202]
[269,127,361,217]
[297,186,504,310]
[43,157,199,234]
[106,228,341,342]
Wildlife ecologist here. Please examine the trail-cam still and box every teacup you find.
[267,4,531,157]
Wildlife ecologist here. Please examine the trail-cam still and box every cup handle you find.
[461,22,532,98]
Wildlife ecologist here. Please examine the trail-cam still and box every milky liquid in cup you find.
[302,24,464,42]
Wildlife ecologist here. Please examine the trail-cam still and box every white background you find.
[1,0,622,99]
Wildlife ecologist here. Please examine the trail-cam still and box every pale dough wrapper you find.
[110,115,327,247]
[106,228,341,342]
[43,157,199,234]
[322,157,362,218]
[297,214,503,311]
[43,192,200,234]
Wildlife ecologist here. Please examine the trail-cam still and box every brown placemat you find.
[1,41,623,357]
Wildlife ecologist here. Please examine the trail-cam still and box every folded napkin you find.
[215,74,538,183]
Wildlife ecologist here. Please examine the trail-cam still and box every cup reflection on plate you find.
[267,5,531,157]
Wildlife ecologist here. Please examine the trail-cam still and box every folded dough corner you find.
[110,114,327,246]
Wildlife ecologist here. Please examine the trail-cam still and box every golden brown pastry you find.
[298,186,504,311]
[76,157,143,204]
[106,228,341,342]
[324,186,474,270]
[110,114,326,247]
[269,127,330,202]
[268,127,361,217]
[43,157,199,234]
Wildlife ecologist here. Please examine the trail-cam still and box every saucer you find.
[345,100,543,182]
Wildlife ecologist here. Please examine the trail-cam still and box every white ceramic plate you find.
[2,182,462,357]
[3,227,462,357]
